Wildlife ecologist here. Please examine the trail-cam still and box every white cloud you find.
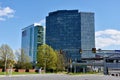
[95,29,120,49]
[34,19,45,26]
[0,6,15,21]
[0,17,5,21]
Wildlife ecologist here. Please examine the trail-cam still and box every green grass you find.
[0,71,101,75]
[0,72,38,75]
[67,72,100,75]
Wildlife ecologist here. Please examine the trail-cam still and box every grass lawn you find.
[0,71,102,75]
[0,72,38,75]
[67,72,102,75]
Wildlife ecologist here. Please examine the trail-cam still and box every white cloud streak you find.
[0,17,5,21]
[35,19,45,26]
[95,29,120,49]
[0,6,15,21]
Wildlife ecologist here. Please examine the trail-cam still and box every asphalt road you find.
[0,74,120,80]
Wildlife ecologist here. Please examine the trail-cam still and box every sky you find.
[0,0,120,50]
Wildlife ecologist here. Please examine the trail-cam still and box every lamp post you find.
[69,59,72,72]
[4,54,7,75]
[35,61,37,69]
[74,58,77,73]
[103,54,108,75]
[43,46,48,73]
[44,58,47,73]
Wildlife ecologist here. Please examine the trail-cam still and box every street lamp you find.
[74,58,77,73]
[43,46,47,73]
[4,54,7,75]
[69,58,72,72]
[44,58,47,73]
[103,54,108,75]
[35,61,37,69]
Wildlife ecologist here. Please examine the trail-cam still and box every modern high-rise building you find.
[46,10,95,61]
[21,23,44,63]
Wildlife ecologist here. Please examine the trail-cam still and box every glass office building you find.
[21,23,44,63]
[46,10,95,61]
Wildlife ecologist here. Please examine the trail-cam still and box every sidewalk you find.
[0,74,26,77]
[0,73,47,77]
[0,74,37,77]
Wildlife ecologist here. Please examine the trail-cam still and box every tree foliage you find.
[0,44,15,68]
[37,44,57,70]
[0,44,15,61]
[18,49,30,63]
[0,60,4,68]
[55,51,65,72]
[15,49,32,69]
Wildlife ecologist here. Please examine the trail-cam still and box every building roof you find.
[22,23,41,31]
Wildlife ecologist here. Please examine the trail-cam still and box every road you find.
[0,74,120,80]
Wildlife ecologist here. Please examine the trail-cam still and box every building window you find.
[22,30,26,37]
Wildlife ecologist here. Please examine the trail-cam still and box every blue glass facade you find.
[80,12,95,58]
[46,10,95,61]
[22,24,44,63]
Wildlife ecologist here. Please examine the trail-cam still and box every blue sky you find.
[0,0,120,50]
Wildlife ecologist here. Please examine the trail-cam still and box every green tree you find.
[18,49,30,63]
[0,44,15,69]
[37,44,57,71]
[55,51,65,72]
[0,60,4,68]
[15,49,32,69]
